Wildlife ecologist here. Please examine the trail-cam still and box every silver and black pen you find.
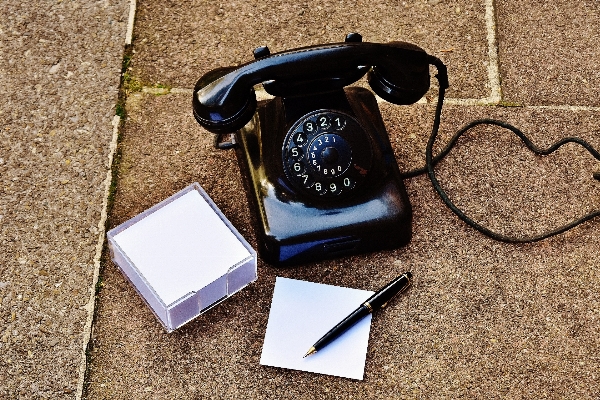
[304,272,412,358]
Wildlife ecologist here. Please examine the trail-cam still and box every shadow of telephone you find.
[193,33,599,266]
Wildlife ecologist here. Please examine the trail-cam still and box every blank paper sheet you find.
[260,277,374,380]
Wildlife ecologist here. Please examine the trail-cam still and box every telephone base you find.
[235,87,412,266]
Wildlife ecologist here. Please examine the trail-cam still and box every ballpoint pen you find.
[304,272,412,358]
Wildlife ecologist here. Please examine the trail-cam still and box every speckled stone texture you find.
[0,1,128,398]
[496,0,600,106]
[131,0,491,99]
[85,92,600,399]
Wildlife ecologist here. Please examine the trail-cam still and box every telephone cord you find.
[400,77,600,243]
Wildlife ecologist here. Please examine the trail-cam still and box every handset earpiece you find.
[367,41,431,105]
[193,67,257,134]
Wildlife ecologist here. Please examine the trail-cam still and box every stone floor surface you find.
[1,1,129,398]
[1,0,599,399]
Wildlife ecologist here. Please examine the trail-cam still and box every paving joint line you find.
[125,0,136,46]
[484,0,502,103]
[76,115,121,400]
[77,0,136,394]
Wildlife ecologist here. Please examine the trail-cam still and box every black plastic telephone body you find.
[193,34,444,265]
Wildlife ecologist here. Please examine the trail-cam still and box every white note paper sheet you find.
[260,277,374,380]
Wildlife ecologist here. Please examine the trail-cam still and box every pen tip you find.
[303,347,316,358]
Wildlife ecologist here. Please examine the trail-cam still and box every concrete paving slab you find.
[86,91,600,398]
[0,1,129,398]
[130,0,492,100]
[496,0,600,106]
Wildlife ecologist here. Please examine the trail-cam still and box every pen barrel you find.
[365,272,412,309]
[313,305,371,351]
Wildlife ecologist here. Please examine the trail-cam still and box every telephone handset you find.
[193,34,447,265]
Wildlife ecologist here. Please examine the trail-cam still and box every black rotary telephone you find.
[193,33,448,265]
[193,33,600,266]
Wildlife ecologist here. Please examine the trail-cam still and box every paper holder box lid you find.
[107,183,257,332]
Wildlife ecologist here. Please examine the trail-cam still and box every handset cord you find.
[400,58,600,243]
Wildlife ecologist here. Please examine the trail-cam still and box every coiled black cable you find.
[401,66,600,243]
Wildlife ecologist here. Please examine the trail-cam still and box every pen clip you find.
[380,273,412,309]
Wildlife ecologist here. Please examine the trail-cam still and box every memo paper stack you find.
[107,183,257,332]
